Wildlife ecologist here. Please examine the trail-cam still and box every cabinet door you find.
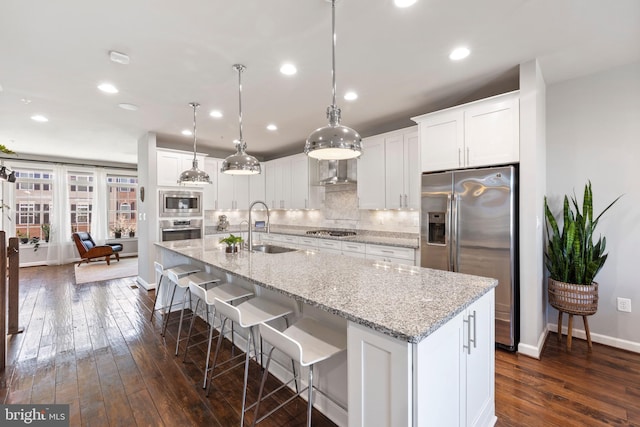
[291,154,310,209]
[249,164,266,204]
[404,130,421,209]
[414,310,463,426]
[234,176,250,210]
[265,161,277,209]
[273,159,292,209]
[357,136,386,209]
[464,290,495,427]
[464,96,519,168]
[419,110,464,173]
[217,160,235,209]
[348,322,412,427]
[385,133,405,209]
[157,151,182,187]
[203,157,219,210]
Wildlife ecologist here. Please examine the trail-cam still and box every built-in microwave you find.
[159,190,202,217]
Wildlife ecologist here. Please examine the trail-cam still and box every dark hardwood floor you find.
[2,264,639,426]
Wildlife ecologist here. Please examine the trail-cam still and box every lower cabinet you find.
[348,290,495,427]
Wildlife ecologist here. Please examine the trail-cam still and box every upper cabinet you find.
[357,127,420,210]
[413,91,519,173]
[157,148,206,187]
[265,153,322,210]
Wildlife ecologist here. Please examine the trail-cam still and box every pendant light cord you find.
[234,64,246,147]
[331,0,337,109]
[189,102,200,162]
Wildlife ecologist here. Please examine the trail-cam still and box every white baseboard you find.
[550,323,640,354]
[137,276,156,291]
[517,326,548,359]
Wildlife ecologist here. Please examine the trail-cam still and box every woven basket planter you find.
[548,278,599,315]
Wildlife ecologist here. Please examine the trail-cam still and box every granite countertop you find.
[156,237,496,343]
[206,226,419,249]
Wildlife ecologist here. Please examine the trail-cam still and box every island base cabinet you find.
[348,290,495,427]
[415,289,496,427]
[348,322,412,427]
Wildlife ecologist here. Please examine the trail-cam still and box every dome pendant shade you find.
[305,0,362,160]
[178,102,212,185]
[221,64,261,175]
[220,142,261,175]
[305,105,362,160]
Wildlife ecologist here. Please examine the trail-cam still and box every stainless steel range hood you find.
[318,159,357,185]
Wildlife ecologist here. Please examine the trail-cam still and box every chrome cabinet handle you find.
[466,147,470,165]
[400,194,402,207]
[404,194,408,207]
[462,310,477,355]
[458,148,462,167]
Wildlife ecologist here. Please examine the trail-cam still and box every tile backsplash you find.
[205,186,419,234]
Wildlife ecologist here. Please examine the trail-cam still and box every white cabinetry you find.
[366,244,415,266]
[203,157,219,210]
[357,127,419,210]
[413,91,519,173]
[316,239,342,255]
[249,164,266,204]
[348,289,495,427]
[265,154,321,210]
[216,159,250,210]
[157,149,206,187]
[341,241,366,259]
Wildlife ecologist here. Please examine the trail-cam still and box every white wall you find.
[546,61,640,351]
[518,60,548,358]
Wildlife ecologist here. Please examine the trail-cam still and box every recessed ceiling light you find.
[449,47,470,61]
[280,63,297,76]
[21,98,32,104]
[181,129,192,136]
[118,103,139,111]
[98,83,119,94]
[209,110,223,118]
[31,115,48,122]
[109,50,130,65]
[394,0,417,8]
[266,124,278,131]
[344,91,358,101]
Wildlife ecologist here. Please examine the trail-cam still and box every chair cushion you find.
[107,243,123,252]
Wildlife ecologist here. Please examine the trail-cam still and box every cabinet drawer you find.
[317,239,341,250]
[280,235,299,245]
[298,236,319,248]
[341,241,366,254]
[366,244,415,261]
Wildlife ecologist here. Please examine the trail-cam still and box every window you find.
[107,175,138,237]
[69,173,93,233]
[14,168,53,240]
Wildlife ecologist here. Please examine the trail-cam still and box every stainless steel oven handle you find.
[160,227,201,232]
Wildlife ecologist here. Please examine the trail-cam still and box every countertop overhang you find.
[156,237,497,343]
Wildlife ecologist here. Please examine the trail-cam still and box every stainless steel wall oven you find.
[159,219,202,242]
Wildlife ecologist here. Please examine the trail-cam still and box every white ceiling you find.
[1,0,639,166]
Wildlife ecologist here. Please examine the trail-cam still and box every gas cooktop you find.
[305,229,357,238]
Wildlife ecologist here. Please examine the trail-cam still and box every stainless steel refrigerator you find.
[420,166,518,350]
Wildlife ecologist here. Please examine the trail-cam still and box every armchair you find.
[72,232,123,266]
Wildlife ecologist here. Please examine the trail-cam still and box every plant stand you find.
[548,278,598,351]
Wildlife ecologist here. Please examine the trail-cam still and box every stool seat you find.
[253,318,347,427]
[261,317,347,367]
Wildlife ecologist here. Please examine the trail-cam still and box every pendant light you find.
[178,102,212,185]
[221,64,261,175]
[304,0,362,160]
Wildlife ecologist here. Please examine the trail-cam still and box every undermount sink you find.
[251,244,297,254]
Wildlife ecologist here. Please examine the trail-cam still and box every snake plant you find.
[544,181,621,285]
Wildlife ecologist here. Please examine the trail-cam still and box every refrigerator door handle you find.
[451,193,460,272]
[446,193,453,271]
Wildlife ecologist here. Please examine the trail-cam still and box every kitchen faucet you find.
[238,220,249,248]
[247,200,270,251]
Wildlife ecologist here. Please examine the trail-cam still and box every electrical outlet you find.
[617,297,632,313]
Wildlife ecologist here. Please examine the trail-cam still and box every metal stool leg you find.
[183,299,200,362]
[240,328,256,427]
[252,347,276,427]
[176,294,197,356]
[306,365,314,427]
[150,273,164,321]
[206,317,228,397]
[161,283,178,337]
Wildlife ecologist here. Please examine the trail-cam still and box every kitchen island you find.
[155,237,497,427]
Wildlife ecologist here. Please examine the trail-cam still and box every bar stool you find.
[253,318,347,427]
[181,280,254,387]
[151,261,201,324]
[172,271,224,355]
[206,297,294,427]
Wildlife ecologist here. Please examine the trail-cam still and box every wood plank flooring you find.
[2,264,639,426]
